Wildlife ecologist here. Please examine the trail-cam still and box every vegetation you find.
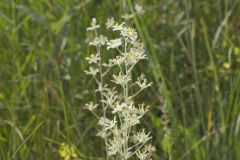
[0,0,240,159]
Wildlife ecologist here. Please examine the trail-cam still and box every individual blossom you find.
[125,47,147,65]
[113,22,125,31]
[112,102,127,114]
[111,126,121,137]
[84,66,99,76]
[89,35,108,46]
[122,13,134,20]
[136,150,148,160]
[112,56,125,66]
[138,104,149,116]
[106,17,115,29]
[123,113,141,126]
[87,18,100,31]
[105,116,117,131]
[136,145,155,160]
[134,129,151,143]
[102,93,118,107]
[103,56,125,68]
[112,72,131,86]
[96,128,108,139]
[121,102,137,115]
[84,102,98,111]
[132,41,145,50]
[135,4,145,15]
[104,85,118,95]
[85,53,100,64]
[132,45,147,60]
[136,78,152,90]
[144,144,156,153]
[107,136,125,156]
[98,117,110,126]
[121,27,138,43]
[95,84,109,93]
[107,38,122,50]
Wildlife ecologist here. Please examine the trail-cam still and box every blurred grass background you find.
[0,0,240,159]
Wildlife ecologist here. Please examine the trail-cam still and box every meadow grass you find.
[0,0,240,159]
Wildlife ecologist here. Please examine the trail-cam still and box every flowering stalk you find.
[85,15,154,160]
[85,18,109,159]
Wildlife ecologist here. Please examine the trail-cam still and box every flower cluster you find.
[85,17,153,159]
[58,143,80,160]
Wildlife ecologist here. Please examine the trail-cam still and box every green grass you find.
[0,0,240,159]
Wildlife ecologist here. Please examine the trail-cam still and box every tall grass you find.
[0,0,240,159]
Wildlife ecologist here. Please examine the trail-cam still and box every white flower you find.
[111,126,121,137]
[136,78,152,90]
[121,13,134,20]
[136,150,148,160]
[123,113,141,126]
[107,136,124,156]
[144,144,156,152]
[107,38,122,50]
[84,67,99,76]
[136,145,155,160]
[113,22,125,31]
[98,117,110,126]
[95,84,109,93]
[96,128,107,139]
[132,46,147,60]
[134,129,151,143]
[135,4,145,15]
[105,85,118,94]
[102,94,118,107]
[125,47,147,65]
[89,35,108,46]
[105,116,117,131]
[84,102,98,111]
[121,27,138,42]
[112,56,125,66]
[103,56,125,67]
[112,72,131,86]
[87,18,100,31]
[85,53,100,64]
[138,104,149,116]
[106,17,115,29]
[112,102,127,114]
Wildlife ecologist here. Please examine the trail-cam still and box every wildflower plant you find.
[85,17,154,159]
